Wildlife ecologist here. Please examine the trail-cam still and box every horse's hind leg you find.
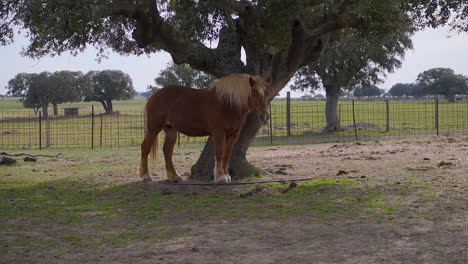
[139,123,163,182]
[163,126,183,182]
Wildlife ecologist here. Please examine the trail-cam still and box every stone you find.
[0,156,16,165]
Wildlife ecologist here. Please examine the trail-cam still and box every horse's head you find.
[248,76,271,124]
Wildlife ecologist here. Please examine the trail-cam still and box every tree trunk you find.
[41,104,49,120]
[106,100,113,113]
[447,94,456,103]
[53,103,58,116]
[324,86,341,132]
[190,113,264,180]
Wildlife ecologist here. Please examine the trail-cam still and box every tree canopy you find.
[389,68,468,100]
[7,71,83,118]
[291,25,412,95]
[416,68,468,101]
[353,85,384,97]
[82,70,135,113]
[153,63,215,91]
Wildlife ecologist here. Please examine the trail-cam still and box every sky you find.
[1,27,467,97]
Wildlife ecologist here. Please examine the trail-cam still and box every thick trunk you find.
[190,113,264,180]
[105,100,113,113]
[53,103,58,116]
[324,86,341,132]
[41,104,49,120]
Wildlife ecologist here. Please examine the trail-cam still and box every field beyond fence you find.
[1,97,468,149]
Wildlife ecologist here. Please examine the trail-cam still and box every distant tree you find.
[82,70,135,113]
[416,68,468,102]
[389,83,414,96]
[152,63,215,92]
[292,26,412,131]
[389,83,426,97]
[7,72,49,118]
[354,85,383,97]
[7,71,82,118]
[48,71,83,115]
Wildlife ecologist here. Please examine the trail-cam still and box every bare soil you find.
[1,136,467,264]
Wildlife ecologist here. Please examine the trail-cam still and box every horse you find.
[138,74,271,183]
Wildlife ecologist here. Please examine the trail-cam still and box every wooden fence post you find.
[352,100,358,141]
[386,100,390,132]
[91,105,94,149]
[286,91,291,136]
[269,102,273,144]
[39,111,42,150]
[100,114,103,148]
[435,98,439,136]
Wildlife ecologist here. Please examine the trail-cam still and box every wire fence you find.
[1,96,468,149]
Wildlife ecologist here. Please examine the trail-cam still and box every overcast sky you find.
[1,27,467,97]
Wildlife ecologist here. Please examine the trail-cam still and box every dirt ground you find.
[1,136,467,264]
[141,136,467,264]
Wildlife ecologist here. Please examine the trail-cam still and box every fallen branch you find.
[0,152,62,158]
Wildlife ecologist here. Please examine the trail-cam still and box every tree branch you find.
[111,0,245,77]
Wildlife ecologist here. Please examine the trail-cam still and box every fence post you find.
[352,100,359,141]
[338,103,342,129]
[91,105,94,149]
[386,100,390,132]
[177,132,181,147]
[286,91,291,136]
[100,114,103,148]
[435,98,439,136]
[269,102,273,144]
[39,111,42,150]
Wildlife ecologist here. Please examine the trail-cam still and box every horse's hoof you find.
[142,177,153,183]
[215,175,231,184]
[167,175,183,182]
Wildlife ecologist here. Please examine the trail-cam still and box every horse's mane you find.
[208,74,266,110]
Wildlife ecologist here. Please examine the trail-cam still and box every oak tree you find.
[2,0,467,179]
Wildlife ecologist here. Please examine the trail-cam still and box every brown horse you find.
[138,74,271,183]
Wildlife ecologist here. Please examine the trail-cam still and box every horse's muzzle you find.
[260,112,270,124]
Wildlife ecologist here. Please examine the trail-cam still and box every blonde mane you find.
[208,74,266,110]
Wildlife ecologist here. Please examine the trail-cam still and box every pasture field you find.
[1,97,468,149]
[0,136,467,263]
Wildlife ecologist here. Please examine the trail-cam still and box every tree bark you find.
[41,104,49,120]
[107,100,113,113]
[53,103,58,116]
[190,113,264,180]
[324,85,341,132]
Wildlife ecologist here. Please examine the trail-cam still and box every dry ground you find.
[0,136,467,263]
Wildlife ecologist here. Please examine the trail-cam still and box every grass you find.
[1,97,468,149]
[0,144,466,262]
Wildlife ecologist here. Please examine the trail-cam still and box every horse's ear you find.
[249,77,255,87]
[265,76,272,84]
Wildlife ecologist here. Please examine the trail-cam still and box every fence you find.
[1,96,468,149]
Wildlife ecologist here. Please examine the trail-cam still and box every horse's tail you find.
[145,105,159,169]
[149,134,159,169]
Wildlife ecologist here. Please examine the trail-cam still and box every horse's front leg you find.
[222,132,240,181]
[213,131,230,183]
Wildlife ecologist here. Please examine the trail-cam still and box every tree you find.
[353,85,383,97]
[389,83,415,97]
[48,71,84,115]
[416,68,468,102]
[7,71,82,118]
[153,63,215,91]
[82,70,135,113]
[1,0,467,179]
[291,27,412,131]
